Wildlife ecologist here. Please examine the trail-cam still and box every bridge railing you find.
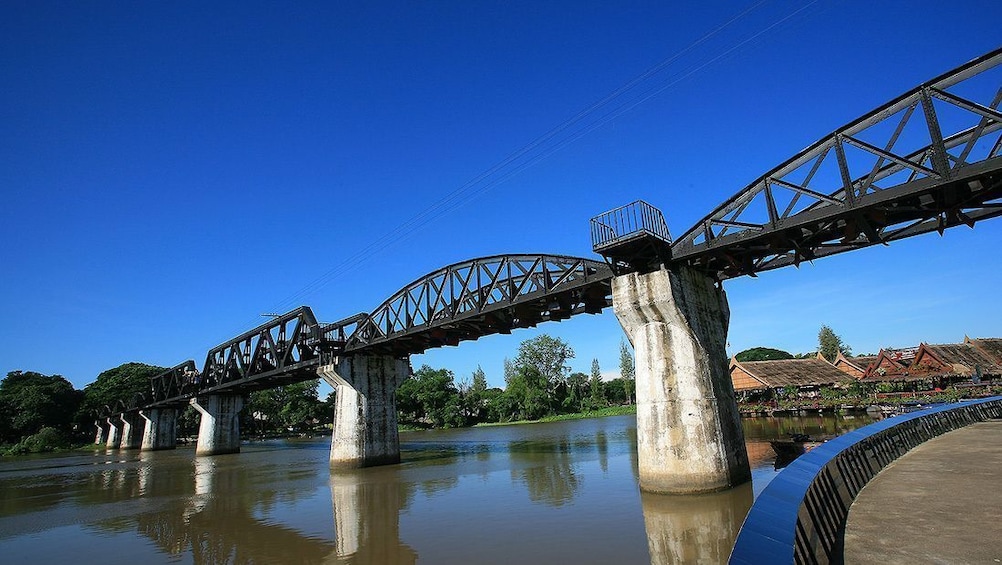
[729,396,1002,564]
[590,200,672,252]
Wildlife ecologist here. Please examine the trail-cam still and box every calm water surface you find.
[0,413,875,564]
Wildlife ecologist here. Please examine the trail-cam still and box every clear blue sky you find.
[2,1,1001,391]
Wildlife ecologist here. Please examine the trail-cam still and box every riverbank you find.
[473,405,637,427]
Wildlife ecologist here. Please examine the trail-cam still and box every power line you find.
[241,1,818,330]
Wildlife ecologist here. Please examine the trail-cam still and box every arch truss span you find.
[324,254,614,356]
[671,47,1002,280]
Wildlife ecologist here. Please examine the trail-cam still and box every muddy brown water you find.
[0,413,875,564]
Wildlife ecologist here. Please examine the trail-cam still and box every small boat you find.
[770,434,827,469]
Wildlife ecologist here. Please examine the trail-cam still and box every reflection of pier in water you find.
[130,456,335,564]
[328,469,417,564]
[641,482,753,565]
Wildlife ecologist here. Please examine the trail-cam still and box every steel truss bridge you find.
[113,47,1002,417]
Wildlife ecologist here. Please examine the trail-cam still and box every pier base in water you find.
[612,266,750,494]
[120,411,144,450]
[141,407,177,451]
[191,394,244,456]
[106,415,123,448]
[320,355,410,468]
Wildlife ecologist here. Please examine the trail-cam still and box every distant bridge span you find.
[141,254,613,408]
[103,48,1002,484]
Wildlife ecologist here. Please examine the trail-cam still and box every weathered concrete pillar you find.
[140,408,178,451]
[94,419,108,445]
[106,416,123,448]
[191,394,244,456]
[319,355,410,468]
[120,411,144,450]
[613,266,750,494]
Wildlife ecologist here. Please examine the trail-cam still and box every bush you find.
[4,427,70,455]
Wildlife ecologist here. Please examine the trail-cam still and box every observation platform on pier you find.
[842,419,1002,563]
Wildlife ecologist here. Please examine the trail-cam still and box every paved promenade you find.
[842,419,1002,564]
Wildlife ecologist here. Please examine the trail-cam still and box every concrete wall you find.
[319,355,410,468]
[613,266,750,494]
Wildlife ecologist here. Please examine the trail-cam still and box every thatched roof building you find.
[730,357,848,393]
[862,338,1002,383]
[832,352,877,379]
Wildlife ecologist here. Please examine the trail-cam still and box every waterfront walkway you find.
[842,419,1002,563]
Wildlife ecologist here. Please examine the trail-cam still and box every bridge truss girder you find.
[147,307,325,407]
[324,254,614,357]
[671,48,1002,280]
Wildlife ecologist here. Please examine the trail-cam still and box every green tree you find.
[619,340,635,405]
[0,371,82,444]
[564,372,588,412]
[734,347,794,362]
[603,378,629,405]
[818,325,851,362]
[463,366,490,422]
[504,365,550,421]
[513,335,574,394]
[245,379,323,435]
[588,358,605,408]
[79,362,165,417]
[397,365,463,427]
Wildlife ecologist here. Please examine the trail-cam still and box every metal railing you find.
[730,396,1002,564]
[590,200,671,252]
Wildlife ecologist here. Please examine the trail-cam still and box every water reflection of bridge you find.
[86,425,755,564]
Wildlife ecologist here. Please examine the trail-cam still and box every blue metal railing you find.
[729,397,1002,564]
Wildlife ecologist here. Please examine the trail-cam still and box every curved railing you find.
[730,396,1002,564]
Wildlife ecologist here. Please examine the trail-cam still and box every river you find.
[0,413,875,564]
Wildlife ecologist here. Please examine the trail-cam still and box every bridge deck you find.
[842,419,1002,563]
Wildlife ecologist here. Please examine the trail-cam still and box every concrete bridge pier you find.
[120,411,144,449]
[191,395,244,456]
[612,266,750,494]
[94,419,108,445]
[106,416,123,448]
[140,407,177,451]
[319,355,410,468]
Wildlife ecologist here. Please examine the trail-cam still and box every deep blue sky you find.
[3,1,1001,390]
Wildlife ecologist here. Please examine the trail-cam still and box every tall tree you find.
[463,365,490,422]
[397,365,463,427]
[245,380,323,435]
[514,335,574,393]
[818,325,851,362]
[0,371,82,443]
[565,372,588,412]
[471,366,488,394]
[589,358,604,406]
[619,340,635,405]
[79,362,165,417]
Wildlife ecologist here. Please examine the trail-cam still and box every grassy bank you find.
[473,405,637,427]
